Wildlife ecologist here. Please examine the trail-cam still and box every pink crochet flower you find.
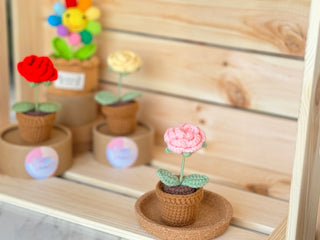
[164,123,206,154]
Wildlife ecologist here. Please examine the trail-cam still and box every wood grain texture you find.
[151,147,291,201]
[317,201,320,240]
[42,29,304,118]
[287,0,320,238]
[64,153,288,235]
[0,0,10,126]
[11,0,45,102]
[43,0,310,56]
[268,217,287,240]
[0,175,268,240]
[100,84,297,175]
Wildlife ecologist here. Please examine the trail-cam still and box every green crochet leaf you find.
[11,101,35,112]
[39,102,61,113]
[29,82,39,88]
[43,81,52,87]
[73,44,97,61]
[181,174,209,188]
[94,91,119,105]
[165,147,173,153]
[156,169,180,187]
[52,37,72,60]
[202,142,207,148]
[121,92,142,102]
[182,152,192,157]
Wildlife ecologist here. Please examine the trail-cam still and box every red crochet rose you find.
[17,55,58,83]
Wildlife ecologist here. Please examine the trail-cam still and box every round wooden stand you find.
[47,92,97,127]
[0,124,73,179]
[69,120,96,155]
[93,121,154,168]
[135,190,233,240]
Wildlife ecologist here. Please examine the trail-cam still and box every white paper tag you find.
[54,71,85,90]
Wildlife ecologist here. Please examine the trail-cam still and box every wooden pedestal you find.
[93,121,154,168]
[47,92,97,127]
[0,124,73,179]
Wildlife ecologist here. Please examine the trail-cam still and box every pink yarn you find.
[68,32,81,46]
[164,123,206,154]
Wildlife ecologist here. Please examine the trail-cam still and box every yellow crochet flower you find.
[107,50,142,74]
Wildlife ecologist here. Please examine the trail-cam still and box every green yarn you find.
[181,174,209,188]
[80,30,93,44]
[157,169,180,187]
[11,101,35,112]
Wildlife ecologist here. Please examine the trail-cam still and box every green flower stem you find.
[179,154,186,184]
[117,74,123,99]
[35,84,39,111]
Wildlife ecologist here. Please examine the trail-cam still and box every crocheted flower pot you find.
[48,56,100,96]
[16,112,56,144]
[155,181,204,227]
[101,101,139,135]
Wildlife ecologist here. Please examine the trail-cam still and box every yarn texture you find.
[164,123,206,154]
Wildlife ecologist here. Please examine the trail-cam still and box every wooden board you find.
[0,0,10,126]
[287,0,320,239]
[42,0,310,56]
[11,0,46,102]
[63,153,289,235]
[268,217,287,240]
[99,84,297,175]
[42,28,304,118]
[151,147,291,201]
[0,175,268,240]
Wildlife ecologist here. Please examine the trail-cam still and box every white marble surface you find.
[0,202,128,240]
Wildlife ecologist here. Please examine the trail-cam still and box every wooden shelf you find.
[0,150,289,239]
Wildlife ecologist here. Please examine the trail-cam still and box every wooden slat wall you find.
[287,0,320,238]
[11,0,45,102]
[43,0,310,56]
[42,16,305,118]
[101,84,297,175]
[0,0,10,126]
[15,1,310,178]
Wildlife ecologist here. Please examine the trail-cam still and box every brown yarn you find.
[101,101,139,135]
[135,189,233,240]
[48,56,100,96]
[155,181,203,227]
[16,112,56,144]
[163,184,196,195]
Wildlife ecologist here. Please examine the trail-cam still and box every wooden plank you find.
[11,0,45,102]
[317,200,320,240]
[42,0,310,56]
[99,84,297,175]
[0,176,153,240]
[64,153,289,235]
[0,0,10,126]
[287,0,320,239]
[268,217,287,240]
[151,146,291,201]
[42,28,304,118]
[0,175,268,240]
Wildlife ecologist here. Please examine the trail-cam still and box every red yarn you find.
[65,0,77,8]
[17,55,58,83]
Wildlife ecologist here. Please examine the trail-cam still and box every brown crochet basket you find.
[16,112,56,144]
[155,181,204,227]
[48,56,100,96]
[135,189,233,240]
[101,101,139,135]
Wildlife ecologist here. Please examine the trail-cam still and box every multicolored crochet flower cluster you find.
[48,0,101,46]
